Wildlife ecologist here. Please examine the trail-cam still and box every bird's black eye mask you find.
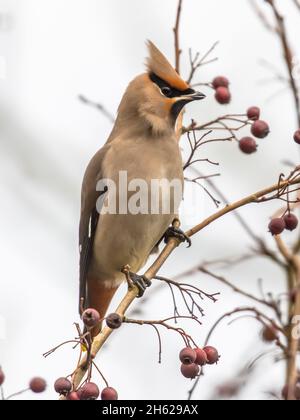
[149,73,195,98]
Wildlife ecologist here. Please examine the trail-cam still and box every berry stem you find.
[6,388,30,400]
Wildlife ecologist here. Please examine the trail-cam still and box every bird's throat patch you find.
[170,100,189,123]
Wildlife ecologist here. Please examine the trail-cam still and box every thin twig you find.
[292,0,300,10]
[264,0,300,126]
[173,0,183,74]
[78,95,115,123]
[6,388,30,400]
[186,42,219,84]
[199,267,283,316]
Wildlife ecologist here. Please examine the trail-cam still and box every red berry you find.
[282,384,300,400]
[82,308,101,329]
[79,382,100,400]
[284,213,299,231]
[268,218,286,236]
[29,377,47,393]
[203,346,219,365]
[262,325,278,343]
[239,137,257,154]
[294,130,300,144]
[54,377,72,395]
[101,387,118,400]
[297,385,300,400]
[212,76,229,89]
[289,288,298,303]
[217,382,239,398]
[179,347,197,365]
[282,384,289,400]
[247,106,260,121]
[180,363,200,379]
[251,120,270,138]
[215,87,231,104]
[106,313,122,329]
[0,368,5,386]
[194,348,208,366]
[67,391,80,400]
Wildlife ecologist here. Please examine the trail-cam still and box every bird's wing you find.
[79,145,110,313]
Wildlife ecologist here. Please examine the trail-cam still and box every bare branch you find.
[78,95,115,123]
[173,0,183,73]
[69,172,300,390]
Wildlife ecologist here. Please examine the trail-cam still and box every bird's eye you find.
[161,86,172,97]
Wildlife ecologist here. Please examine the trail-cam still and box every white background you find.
[0,0,299,400]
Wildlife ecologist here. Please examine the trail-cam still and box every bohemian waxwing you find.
[79,41,205,335]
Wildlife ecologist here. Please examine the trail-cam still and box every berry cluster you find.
[212,75,271,155]
[212,76,231,105]
[42,309,122,400]
[82,308,123,330]
[268,213,299,236]
[239,107,270,155]
[54,377,118,401]
[179,346,219,379]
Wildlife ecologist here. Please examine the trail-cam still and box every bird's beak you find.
[182,90,206,102]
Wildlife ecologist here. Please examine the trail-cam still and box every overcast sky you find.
[0,0,300,400]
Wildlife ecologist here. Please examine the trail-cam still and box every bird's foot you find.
[122,265,152,298]
[164,226,192,248]
[129,273,152,298]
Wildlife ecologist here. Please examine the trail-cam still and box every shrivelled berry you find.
[203,346,219,365]
[247,106,260,121]
[106,313,122,329]
[101,387,118,400]
[251,120,270,138]
[194,348,208,366]
[262,325,278,343]
[239,137,257,154]
[212,76,229,89]
[268,218,286,236]
[54,377,72,395]
[180,363,200,379]
[294,130,300,144]
[215,87,231,104]
[79,382,100,400]
[82,308,101,329]
[67,391,81,400]
[29,377,47,393]
[284,213,299,231]
[179,347,197,365]
[0,368,5,386]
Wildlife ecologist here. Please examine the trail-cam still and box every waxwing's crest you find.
[146,40,189,91]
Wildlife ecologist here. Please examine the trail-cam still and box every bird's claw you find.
[127,272,152,298]
[164,226,192,248]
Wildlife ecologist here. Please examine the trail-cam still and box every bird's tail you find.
[86,280,119,337]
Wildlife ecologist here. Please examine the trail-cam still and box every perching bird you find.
[79,41,205,335]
